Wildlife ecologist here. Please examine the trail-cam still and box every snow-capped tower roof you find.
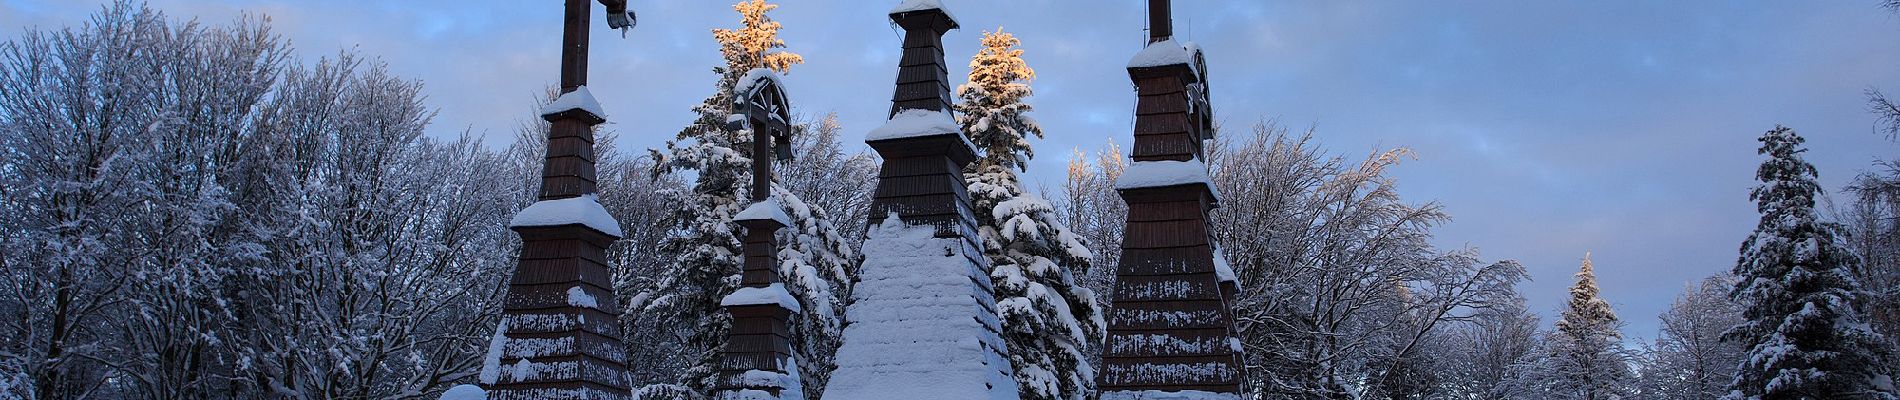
[825,2,1016,399]
[889,0,958,32]
[1097,1,1245,398]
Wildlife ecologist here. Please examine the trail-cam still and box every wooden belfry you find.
[1098,0,1245,398]
[821,1,1017,399]
[486,1,635,399]
[713,70,804,399]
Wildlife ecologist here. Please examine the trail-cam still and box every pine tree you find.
[1724,125,1895,400]
[953,29,1104,400]
[637,1,852,396]
[1556,253,1635,400]
[1502,254,1633,400]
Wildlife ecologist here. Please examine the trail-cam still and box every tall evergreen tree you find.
[1501,254,1633,400]
[953,29,1104,400]
[637,1,853,396]
[1555,253,1634,400]
[1724,125,1895,400]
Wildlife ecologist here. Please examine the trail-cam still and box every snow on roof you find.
[867,109,959,141]
[478,321,508,385]
[822,216,1016,400]
[1101,389,1242,400]
[565,286,600,309]
[1211,245,1238,287]
[889,0,958,25]
[734,199,793,226]
[540,86,606,119]
[721,282,802,312]
[510,194,624,238]
[866,109,976,153]
[1115,159,1221,200]
[732,68,788,106]
[438,385,487,400]
[1127,39,1199,71]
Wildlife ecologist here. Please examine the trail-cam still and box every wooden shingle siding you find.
[1097,2,1244,395]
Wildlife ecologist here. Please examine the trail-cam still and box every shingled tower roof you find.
[821,2,1018,399]
[484,1,631,399]
[1097,1,1245,399]
[712,70,806,400]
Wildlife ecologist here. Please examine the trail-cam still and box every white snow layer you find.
[822,215,1016,400]
[732,68,786,105]
[1211,245,1238,287]
[510,194,624,238]
[438,385,487,400]
[735,199,793,226]
[1127,39,1199,70]
[722,282,803,312]
[478,321,508,385]
[1116,159,1221,200]
[889,0,958,25]
[866,109,972,149]
[566,286,600,309]
[540,85,606,119]
[1100,390,1242,400]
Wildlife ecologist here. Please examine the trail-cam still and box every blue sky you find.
[6,0,1899,342]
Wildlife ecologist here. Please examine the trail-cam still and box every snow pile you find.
[478,321,508,385]
[1116,159,1220,200]
[539,86,606,119]
[1100,389,1242,400]
[1127,39,1198,70]
[509,194,624,237]
[732,68,788,105]
[722,282,803,312]
[822,215,1016,400]
[565,286,599,309]
[735,199,793,226]
[721,389,777,400]
[438,385,486,400]
[867,109,968,144]
[889,0,958,25]
[1210,245,1238,288]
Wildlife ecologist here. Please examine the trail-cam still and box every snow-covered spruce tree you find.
[1724,125,1895,400]
[636,1,853,396]
[1502,254,1633,400]
[1639,274,1745,400]
[953,29,1103,400]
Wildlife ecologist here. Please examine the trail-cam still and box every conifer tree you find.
[1724,126,1895,400]
[1555,254,1635,400]
[1502,254,1633,400]
[954,29,1104,400]
[637,1,852,395]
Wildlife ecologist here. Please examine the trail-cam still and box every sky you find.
[5,0,1899,342]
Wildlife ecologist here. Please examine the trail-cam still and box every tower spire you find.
[1147,0,1172,43]
[712,71,805,400]
[1098,1,1246,397]
[485,1,631,399]
[823,2,1018,399]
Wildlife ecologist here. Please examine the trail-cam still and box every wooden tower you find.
[486,1,634,399]
[821,1,1018,399]
[713,70,805,400]
[1097,0,1245,398]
